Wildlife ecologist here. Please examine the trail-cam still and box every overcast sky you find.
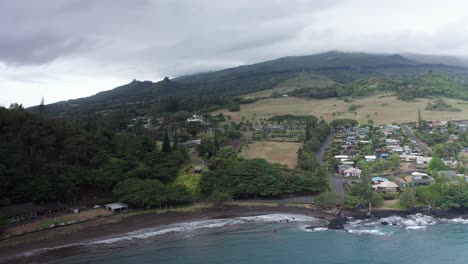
[2,0,468,106]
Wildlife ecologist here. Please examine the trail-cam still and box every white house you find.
[365,155,377,162]
[372,181,398,192]
[343,167,362,178]
[411,172,429,179]
[400,154,418,162]
[187,115,203,123]
[335,155,349,161]
[442,158,458,166]
[416,156,432,165]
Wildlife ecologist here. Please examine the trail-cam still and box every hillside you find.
[214,95,468,125]
[36,51,468,119]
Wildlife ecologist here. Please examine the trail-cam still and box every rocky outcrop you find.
[327,216,348,230]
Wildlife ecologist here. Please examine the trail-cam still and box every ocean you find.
[9,214,468,264]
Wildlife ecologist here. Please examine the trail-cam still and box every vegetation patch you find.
[425,99,461,112]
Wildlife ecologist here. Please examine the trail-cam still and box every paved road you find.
[317,130,346,196]
[401,125,432,154]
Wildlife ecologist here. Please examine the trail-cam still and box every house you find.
[187,115,203,123]
[343,167,362,178]
[411,172,429,179]
[338,165,352,174]
[105,202,128,213]
[379,152,390,160]
[385,139,399,145]
[0,202,40,223]
[458,123,468,133]
[442,158,457,166]
[400,154,418,162]
[372,181,399,192]
[365,155,376,162]
[390,147,404,153]
[416,156,432,165]
[394,176,412,188]
[334,155,349,161]
[448,134,459,142]
[437,170,468,183]
[193,166,203,173]
[371,177,389,184]
[413,176,435,186]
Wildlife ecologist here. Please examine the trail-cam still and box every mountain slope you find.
[37,51,468,117]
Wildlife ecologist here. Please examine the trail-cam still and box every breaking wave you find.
[16,214,321,258]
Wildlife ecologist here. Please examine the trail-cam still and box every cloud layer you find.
[2,0,468,106]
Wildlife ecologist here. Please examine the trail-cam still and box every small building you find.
[416,156,432,165]
[40,202,68,215]
[0,202,40,223]
[400,154,418,162]
[413,176,435,186]
[442,158,458,166]
[187,115,203,123]
[338,165,352,174]
[343,167,362,178]
[342,160,355,166]
[365,155,376,162]
[335,155,349,161]
[193,166,203,173]
[373,181,399,192]
[105,202,128,213]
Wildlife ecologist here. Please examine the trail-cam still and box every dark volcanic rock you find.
[380,221,389,225]
[328,216,348,230]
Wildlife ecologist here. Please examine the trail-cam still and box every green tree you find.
[399,188,417,208]
[173,131,179,151]
[162,131,171,153]
[428,157,447,174]
[314,192,343,209]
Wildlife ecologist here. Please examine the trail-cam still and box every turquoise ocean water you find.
[9,214,468,264]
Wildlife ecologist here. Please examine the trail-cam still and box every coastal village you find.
[327,120,468,208]
[2,111,468,239]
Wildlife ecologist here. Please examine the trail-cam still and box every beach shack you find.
[40,201,68,215]
[0,202,40,223]
[105,202,128,213]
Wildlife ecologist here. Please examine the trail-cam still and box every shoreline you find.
[1,204,466,263]
[0,204,335,262]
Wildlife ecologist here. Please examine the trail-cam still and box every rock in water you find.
[328,216,348,230]
[381,221,389,225]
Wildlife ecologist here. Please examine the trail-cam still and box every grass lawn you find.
[214,95,468,125]
[239,141,301,168]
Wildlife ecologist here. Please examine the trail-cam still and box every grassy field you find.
[215,95,468,125]
[243,72,334,98]
[239,141,301,168]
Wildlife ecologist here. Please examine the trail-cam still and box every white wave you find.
[92,214,319,245]
[17,243,87,257]
[239,214,320,223]
[347,229,389,236]
[310,227,328,232]
[441,217,468,224]
[379,214,437,229]
[405,226,427,230]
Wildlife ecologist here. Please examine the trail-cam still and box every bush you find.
[210,190,232,207]
[399,188,417,208]
[314,192,343,209]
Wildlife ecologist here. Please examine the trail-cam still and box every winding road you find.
[317,130,346,196]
